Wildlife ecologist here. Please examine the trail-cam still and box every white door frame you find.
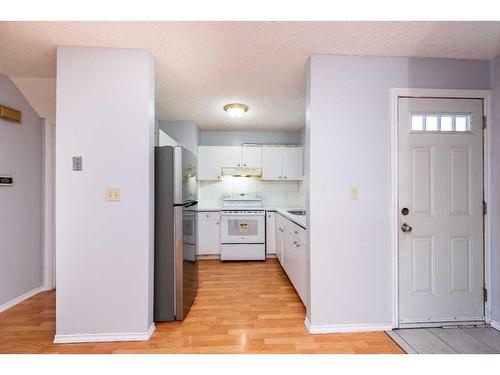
[390,88,492,328]
[43,119,56,291]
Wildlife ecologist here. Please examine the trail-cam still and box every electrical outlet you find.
[106,187,121,202]
[351,186,359,200]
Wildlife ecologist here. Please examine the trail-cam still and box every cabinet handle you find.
[238,163,240,167]
[294,230,298,234]
[244,163,246,167]
[279,176,282,179]
[284,176,287,179]
[216,222,219,225]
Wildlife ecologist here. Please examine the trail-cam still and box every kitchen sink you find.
[287,210,306,216]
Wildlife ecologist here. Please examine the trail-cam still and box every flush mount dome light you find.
[223,103,249,118]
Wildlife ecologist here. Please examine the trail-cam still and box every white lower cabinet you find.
[276,213,307,305]
[197,212,221,255]
[275,214,285,264]
[266,212,276,255]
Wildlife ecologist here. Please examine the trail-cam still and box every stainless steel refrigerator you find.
[154,146,198,321]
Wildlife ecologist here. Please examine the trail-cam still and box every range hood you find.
[221,166,262,177]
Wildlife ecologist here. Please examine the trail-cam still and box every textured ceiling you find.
[1,21,500,130]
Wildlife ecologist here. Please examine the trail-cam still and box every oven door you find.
[220,212,265,244]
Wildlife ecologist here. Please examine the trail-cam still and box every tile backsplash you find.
[198,177,305,208]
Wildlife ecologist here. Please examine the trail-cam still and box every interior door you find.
[398,97,484,326]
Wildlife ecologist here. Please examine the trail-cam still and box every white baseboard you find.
[54,323,156,344]
[0,286,44,314]
[304,317,392,334]
[491,320,500,332]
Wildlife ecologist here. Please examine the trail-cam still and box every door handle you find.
[401,223,412,233]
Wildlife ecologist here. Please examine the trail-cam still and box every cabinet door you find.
[220,146,242,167]
[198,146,222,180]
[241,146,262,168]
[266,212,276,255]
[262,146,283,180]
[275,215,284,264]
[282,227,296,284]
[282,146,303,181]
[197,212,221,255]
[295,238,307,305]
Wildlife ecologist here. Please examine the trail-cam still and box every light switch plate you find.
[351,186,359,200]
[106,187,121,202]
[72,156,82,171]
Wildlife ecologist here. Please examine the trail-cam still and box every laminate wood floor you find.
[0,259,403,354]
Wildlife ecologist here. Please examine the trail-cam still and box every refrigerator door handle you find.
[174,200,198,208]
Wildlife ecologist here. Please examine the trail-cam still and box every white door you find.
[197,212,220,255]
[242,146,262,168]
[398,97,484,325]
[282,147,303,181]
[262,146,283,180]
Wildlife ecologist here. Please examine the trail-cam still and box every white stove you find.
[220,194,266,261]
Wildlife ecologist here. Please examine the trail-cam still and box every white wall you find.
[55,47,155,341]
[158,120,199,155]
[490,55,500,325]
[158,129,177,147]
[200,130,301,146]
[306,55,490,330]
[199,178,304,208]
[0,74,44,310]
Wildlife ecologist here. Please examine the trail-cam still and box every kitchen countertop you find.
[196,205,306,229]
[275,208,306,229]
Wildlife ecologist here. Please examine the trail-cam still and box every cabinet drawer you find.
[289,221,306,244]
[280,214,305,244]
[198,212,220,221]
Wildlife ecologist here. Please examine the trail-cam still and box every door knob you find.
[401,223,412,232]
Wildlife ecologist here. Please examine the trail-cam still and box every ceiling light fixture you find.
[223,103,249,118]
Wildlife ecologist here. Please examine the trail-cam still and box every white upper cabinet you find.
[198,145,302,181]
[262,146,284,180]
[241,146,262,168]
[220,146,242,167]
[282,147,303,181]
[262,146,303,181]
[198,146,222,180]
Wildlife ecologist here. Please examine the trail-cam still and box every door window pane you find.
[426,115,438,131]
[410,112,472,133]
[455,116,469,132]
[440,116,453,131]
[411,115,424,131]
